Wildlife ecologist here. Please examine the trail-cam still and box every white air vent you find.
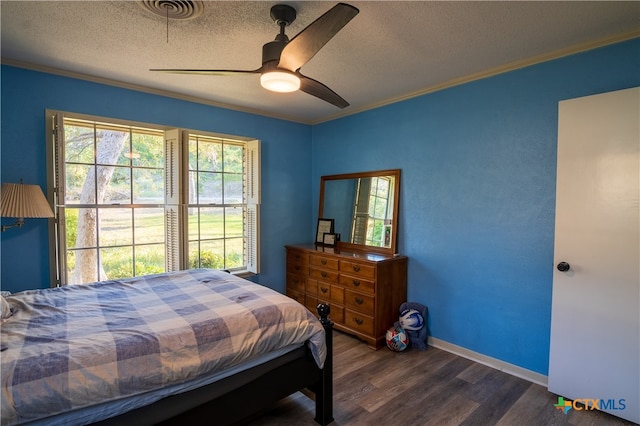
[138,0,204,20]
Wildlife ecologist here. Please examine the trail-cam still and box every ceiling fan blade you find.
[150,68,262,76]
[298,73,349,109]
[278,3,359,72]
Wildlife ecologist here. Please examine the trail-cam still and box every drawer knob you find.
[321,259,327,265]
[354,317,363,325]
[355,297,364,305]
[352,265,360,272]
[321,271,327,278]
[320,287,328,294]
[352,280,360,287]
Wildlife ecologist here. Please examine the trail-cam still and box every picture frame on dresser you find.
[322,233,337,247]
[316,218,334,245]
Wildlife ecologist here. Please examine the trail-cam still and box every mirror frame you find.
[318,169,401,255]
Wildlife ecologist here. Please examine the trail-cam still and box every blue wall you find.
[311,39,639,375]
[1,39,638,377]
[0,65,312,294]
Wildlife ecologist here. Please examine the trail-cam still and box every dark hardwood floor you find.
[245,331,637,426]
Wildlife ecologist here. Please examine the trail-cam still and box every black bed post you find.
[315,303,334,425]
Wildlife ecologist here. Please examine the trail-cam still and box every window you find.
[49,112,260,286]
[351,176,392,247]
[186,134,255,271]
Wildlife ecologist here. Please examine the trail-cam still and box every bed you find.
[0,269,334,425]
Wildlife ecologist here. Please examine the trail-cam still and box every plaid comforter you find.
[0,269,326,425]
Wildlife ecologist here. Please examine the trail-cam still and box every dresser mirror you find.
[318,169,400,254]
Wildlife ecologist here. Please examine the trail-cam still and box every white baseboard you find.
[427,336,548,387]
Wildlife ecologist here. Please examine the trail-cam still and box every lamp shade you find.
[260,71,301,93]
[1,182,54,218]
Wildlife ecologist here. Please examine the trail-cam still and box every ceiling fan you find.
[150,3,359,109]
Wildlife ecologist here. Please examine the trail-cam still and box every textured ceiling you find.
[1,1,638,123]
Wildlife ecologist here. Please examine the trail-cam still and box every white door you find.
[548,87,639,423]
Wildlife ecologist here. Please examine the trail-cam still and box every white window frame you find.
[47,111,260,286]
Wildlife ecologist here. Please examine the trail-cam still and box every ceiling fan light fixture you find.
[260,71,300,93]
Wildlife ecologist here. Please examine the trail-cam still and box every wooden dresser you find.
[285,244,407,349]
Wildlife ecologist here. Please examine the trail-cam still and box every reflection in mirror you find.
[319,169,400,254]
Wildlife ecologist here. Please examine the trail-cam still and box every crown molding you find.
[3,30,638,126]
[312,29,640,124]
[0,58,313,125]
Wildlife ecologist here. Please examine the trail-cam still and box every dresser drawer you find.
[318,281,344,305]
[287,250,308,264]
[317,282,331,300]
[286,261,307,275]
[287,249,307,274]
[317,282,344,305]
[309,255,339,270]
[305,295,318,314]
[306,278,318,296]
[344,289,374,315]
[309,267,339,282]
[286,273,306,292]
[344,309,374,335]
[339,275,375,294]
[340,260,375,279]
[328,304,344,324]
[330,285,344,305]
[286,289,305,305]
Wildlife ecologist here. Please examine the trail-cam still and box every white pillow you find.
[0,295,12,320]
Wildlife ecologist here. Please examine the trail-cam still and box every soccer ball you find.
[385,325,409,352]
[399,309,424,331]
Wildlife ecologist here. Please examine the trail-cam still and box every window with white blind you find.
[48,112,260,286]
